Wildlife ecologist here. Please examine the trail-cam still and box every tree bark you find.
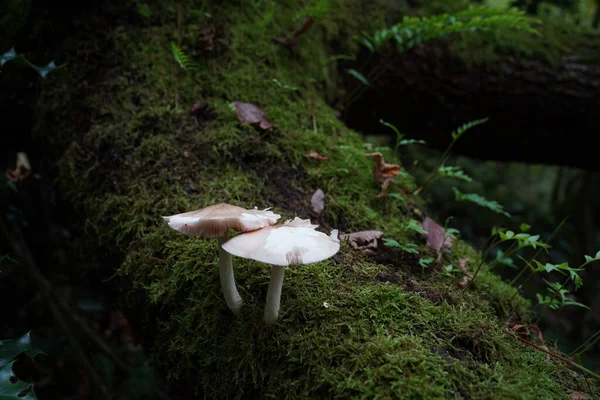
[344,41,600,171]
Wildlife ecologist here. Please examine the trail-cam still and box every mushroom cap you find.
[162,203,281,237]
[221,217,340,266]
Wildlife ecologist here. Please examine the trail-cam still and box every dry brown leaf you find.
[6,152,31,182]
[567,390,591,400]
[311,189,325,215]
[457,258,472,288]
[365,152,401,198]
[274,16,315,47]
[422,217,453,254]
[198,25,216,52]
[231,101,273,131]
[305,151,328,160]
[340,230,384,255]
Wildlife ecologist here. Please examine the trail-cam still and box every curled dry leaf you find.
[340,230,384,255]
[6,152,31,182]
[311,189,325,215]
[422,217,453,255]
[365,152,401,198]
[457,258,472,288]
[305,151,328,161]
[231,101,273,131]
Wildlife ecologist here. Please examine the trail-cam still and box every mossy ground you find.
[33,0,598,398]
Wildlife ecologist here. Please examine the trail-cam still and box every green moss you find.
[34,0,598,398]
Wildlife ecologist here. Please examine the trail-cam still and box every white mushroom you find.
[162,203,280,314]
[222,217,340,324]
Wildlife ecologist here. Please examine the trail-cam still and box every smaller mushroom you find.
[162,203,281,314]
[222,217,340,324]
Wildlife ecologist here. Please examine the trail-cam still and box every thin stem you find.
[503,328,600,380]
[571,330,600,357]
[264,265,286,324]
[218,234,243,315]
[467,237,503,287]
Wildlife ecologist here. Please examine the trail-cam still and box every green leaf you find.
[32,61,58,79]
[0,48,17,66]
[519,223,531,232]
[450,118,488,140]
[382,238,419,254]
[170,42,197,71]
[398,139,427,146]
[0,362,37,400]
[452,187,510,217]
[346,69,369,86]
[438,166,473,182]
[0,332,44,367]
[406,219,428,235]
[418,257,434,269]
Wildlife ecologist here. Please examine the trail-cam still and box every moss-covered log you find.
[24,0,597,398]
[345,24,600,172]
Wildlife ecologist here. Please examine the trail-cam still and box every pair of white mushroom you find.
[162,203,340,324]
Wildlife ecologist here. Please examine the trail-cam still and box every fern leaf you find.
[170,42,197,71]
[452,187,510,217]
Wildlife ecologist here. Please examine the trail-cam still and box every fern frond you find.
[450,117,488,140]
[453,187,510,217]
[438,166,473,182]
[170,42,197,71]
[359,6,539,53]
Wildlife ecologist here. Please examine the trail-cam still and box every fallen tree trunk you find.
[345,33,600,171]
[21,1,596,398]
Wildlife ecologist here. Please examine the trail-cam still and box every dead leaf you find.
[274,16,315,47]
[305,151,328,160]
[422,217,453,255]
[511,324,551,361]
[6,152,31,182]
[567,390,591,400]
[311,189,325,215]
[456,258,472,288]
[198,25,216,52]
[340,230,384,255]
[231,101,273,131]
[365,152,401,198]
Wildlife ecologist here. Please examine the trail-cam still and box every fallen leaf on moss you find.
[305,151,328,160]
[422,217,453,255]
[365,152,400,198]
[311,189,325,214]
[567,390,591,400]
[340,230,383,255]
[5,152,31,182]
[231,101,273,131]
[457,258,472,288]
[274,16,315,47]
[198,25,216,52]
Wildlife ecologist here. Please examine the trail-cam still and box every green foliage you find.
[170,42,197,71]
[438,166,473,182]
[345,68,369,85]
[1,47,64,78]
[0,332,42,400]
[0,332,44,366]
[536,280,589,311]
[382,238,419,253]
[453,187,511,217]
[358,6,539,54]
[450,118,489,140]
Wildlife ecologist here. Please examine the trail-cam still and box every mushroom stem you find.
[264,264,286,324]
[218,234,244,315]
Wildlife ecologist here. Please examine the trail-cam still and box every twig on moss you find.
[502,328,600,381]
